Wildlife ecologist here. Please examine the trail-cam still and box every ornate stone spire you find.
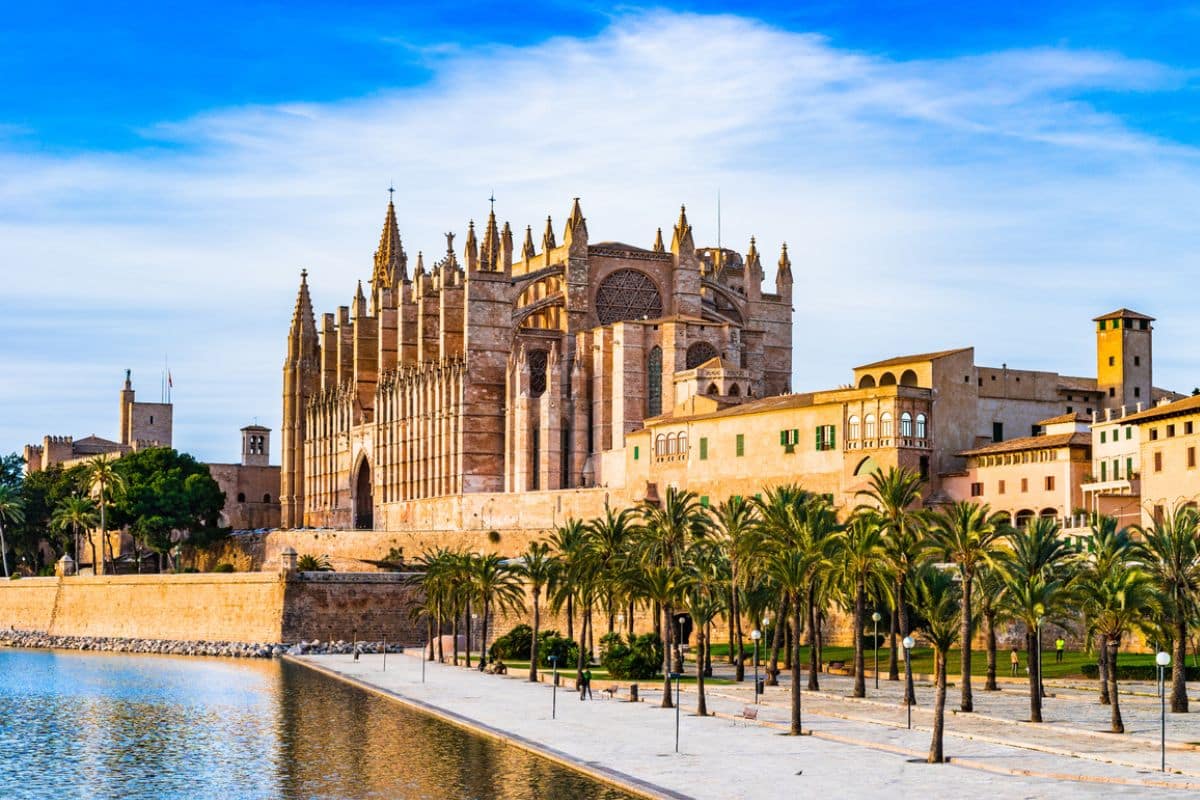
[290,269,317,337]
[746,236,761,272]
[541,216,556,251]
[501,220,514,271]
[652,227,665,253]
[670,205,694,253]
[464,220,479,271]
[415,251,425,275]
[372,197,407,288]
[522,225,536,261]
[564,197,587,239]
[480,209,501,271]
[776,242,793,297]
[353,280,367,318]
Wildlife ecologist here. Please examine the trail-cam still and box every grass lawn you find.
[481,658,733,686]
[703,642,1165,680]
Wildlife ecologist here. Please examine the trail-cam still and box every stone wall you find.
[0,573,423,645]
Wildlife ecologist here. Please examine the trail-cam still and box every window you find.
[1168,424,1176,438]
[865,414,877,439]
[655,434,666,456]
[1187,421,1195,435]
[919,455,929,481]
[646,346,663,417]
[699,437,708,460]
[1154,451,1163,472]
[735,434,745,457]
[237,492,246,503]
[1100,431,1106,444]
[848,415,861,440]
[678,432,688,454]
[880,413,893,438]
[900,412,913,437]
[916,414,927,439]
[1134,387,1141,398]
[1108,356,1115,366]
[1100,462,1107,481]
[998,480,1006,495]
[1150,428,1159,441]
[992,422,1004,443]
[815,425,836,451]
[1112,459,1119,479]
[263,493,271,503]
[1126,457,1132,478]
[1189,447,1196,469]
[970,482,983,497]
[1126,427,1132,440]
[1045,476,1055,491]
[634,446,640,461]
[1021,478,1028,492]
[1134,356,1141,366]
[780,429,799,452]
[595,269,663,325]
[1109,388,1116,398]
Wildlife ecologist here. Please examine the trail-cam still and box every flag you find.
[167,371,173,388]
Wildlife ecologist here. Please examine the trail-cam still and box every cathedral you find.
[281,197,795,530]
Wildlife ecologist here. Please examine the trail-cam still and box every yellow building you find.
[1119,395,1200,526]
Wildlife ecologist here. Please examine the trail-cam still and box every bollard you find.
[629,683,639,702]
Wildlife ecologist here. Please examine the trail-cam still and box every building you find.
[283,197,794,530]
[1118,394,1200,526]
[1079,405,1144,529]
[207,425,282,531]
[23,370,172,472]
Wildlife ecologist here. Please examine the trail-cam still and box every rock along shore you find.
[0,630,405,659]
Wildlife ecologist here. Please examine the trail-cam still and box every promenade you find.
[295,651,1200,799]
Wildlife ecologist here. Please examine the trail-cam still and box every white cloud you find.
[2,10,1199,461]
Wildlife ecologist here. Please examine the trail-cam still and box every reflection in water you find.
[0,650,635,800]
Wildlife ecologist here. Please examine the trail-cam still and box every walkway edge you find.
[283,655,686,800]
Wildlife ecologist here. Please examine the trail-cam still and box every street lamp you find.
[549,654,560,719]
[750,629,762,703]
[1157,651,1171,772]
[871,611,882,690]
[669,671,683,752]
[902,636,915,729]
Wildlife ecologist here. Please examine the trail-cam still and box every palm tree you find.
[586,504,637,634]
[1078,561,1159,733]
[51,495,98,569]
[1135,505,1200,713]
[761,546,814,735]
[471,553,525,671]
[412,547,457,662]
[926,501,1002,713]
[753,485,818,687]
[858,467,925,700]
[908,563,962,763]
[637,563,686,708]
[515,540,558,681]
[709,495,759,680]
[548,518,587,640]
[976,563,1009,692]
[83,455,124,574]
[1086,515,1134,704]
[0,485,25,578]
[833,511,886,697]
[683,540,724,716]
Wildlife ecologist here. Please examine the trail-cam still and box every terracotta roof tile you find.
[854,347,972,371]
[959,431,1091,457]
[1119,394,1200,425]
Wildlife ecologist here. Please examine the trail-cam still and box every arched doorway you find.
[354,458,373,530]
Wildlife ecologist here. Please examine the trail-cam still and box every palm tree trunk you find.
[1172,615,1188,713]
[627,599,634,636]
[959,566,974,712]
[728,583,739,668]
[1108,637,1124,733]
[816,610,825,673]
[767,597,785,686]
[479,600,490,670]
[696,622,708,716]
[853,577,866,698]
[530,590,541,682]
[899,576,915,704]
[435,600,444,662]
[790,600,804,735]
[1097,632,1109,704]
[566,595,574,640]
[929,648,947,763]
[0,522,8,578]
[784,618,793,671]
[661,604,674,709]
[807,588,820,692]
[577,605,588,681]
[704,621,713,678]
[1027,628,1042,723]
[426,617,435,662]
[451,613,459,666]
[984,607,998,691]
[888,601,899,681]
[465,598,472,668]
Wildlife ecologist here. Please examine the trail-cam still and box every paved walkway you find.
[294,652,1200,799]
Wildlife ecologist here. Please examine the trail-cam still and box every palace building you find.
[282,198,794,530]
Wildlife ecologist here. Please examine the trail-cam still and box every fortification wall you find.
[0,578,59,632]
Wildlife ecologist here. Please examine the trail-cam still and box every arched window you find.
[666,433,677,455]
[706,383,719,396]
[686,341,720,369]
[528,349,549,396]
[656,434,666,456]
[880,412,893,437]
[899,369,918,387]
[879,372,897,386]
[646,346,663,417]
[729,384,741,397]
[237,492,246,503]
[916,413,927,438]
[848,415,861,440]
[595,269,663,325]
[678,432,688,454]
[865,414,877,439]
[900,412,913,437]
[858,375,876,389]
[263,493,272,503]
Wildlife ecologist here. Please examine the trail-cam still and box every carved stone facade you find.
[282,198,794,529]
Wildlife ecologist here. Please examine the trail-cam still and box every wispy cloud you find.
[3,10,1199,460]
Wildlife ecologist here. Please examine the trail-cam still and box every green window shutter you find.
[633,446,639,461]
[830,425,836,448]
[1126,427,1132,440]
[1127,457,1133,477]
[1113,459,1119,479]
[1100,461,1106,481]
[780,430,787,445]
[700,437,708,460]
[815,428,822,449]
[736,433,744,457]
[700,495,709,508]
[1100,431,1106,444]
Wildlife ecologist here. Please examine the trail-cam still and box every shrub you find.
[9,574,21,581]
[296,554,332,571]
[601,632,663,679]
[1080,663,1200,681]
[212,563,235,573]
[489,624,533,660]
[489,625,578,668]
[538,632,579,669]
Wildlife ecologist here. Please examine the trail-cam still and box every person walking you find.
[581,667,594,700]
[1010,647,1020,677]
[1055,636,1065,664]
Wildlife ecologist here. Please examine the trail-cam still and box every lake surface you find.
[0,649,637,800]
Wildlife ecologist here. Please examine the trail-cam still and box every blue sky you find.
[2,1,1199,462]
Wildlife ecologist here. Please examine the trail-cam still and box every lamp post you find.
[549,654,559,720]
[676,614,688,675]
[1157,651,1171,772]
[871,611,882,690]
[903,636,915,729]
[751,629,762,703]
[670,671,683,752]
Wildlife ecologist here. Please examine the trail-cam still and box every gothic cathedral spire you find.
[372,197,407,289]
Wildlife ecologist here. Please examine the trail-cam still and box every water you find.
[0,649,636,800]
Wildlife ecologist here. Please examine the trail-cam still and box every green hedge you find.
[1080,663,1200,680]
[489,624,579,668]
[600,632,663,679]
